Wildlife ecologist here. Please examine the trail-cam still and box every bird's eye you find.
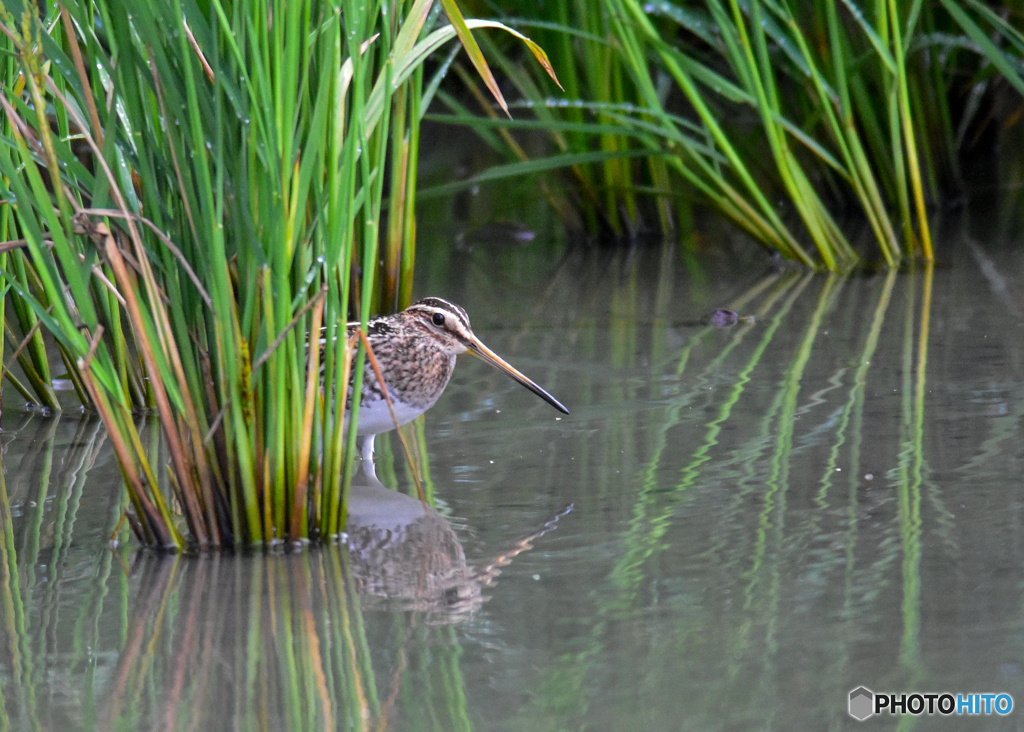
[432,312,445,327]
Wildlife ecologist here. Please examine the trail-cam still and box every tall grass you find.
[0,0,556,550]
[428,0,1024,268]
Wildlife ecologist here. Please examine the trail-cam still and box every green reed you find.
[428,1,1024,268]
[0,0,556,549]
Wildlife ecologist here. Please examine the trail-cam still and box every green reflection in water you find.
[0,416,476,731]
[508,260,938,730]
[0,250,954,731]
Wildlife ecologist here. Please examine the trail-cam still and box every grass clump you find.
[429,0,1024,268]
[0,0,556,549]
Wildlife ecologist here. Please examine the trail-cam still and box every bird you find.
[344,297,568,467]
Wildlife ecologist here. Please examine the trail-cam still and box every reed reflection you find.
[0,413,571,731]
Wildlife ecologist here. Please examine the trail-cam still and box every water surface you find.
[3,220,1024,730]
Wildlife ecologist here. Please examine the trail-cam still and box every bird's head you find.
[406,297,569,414]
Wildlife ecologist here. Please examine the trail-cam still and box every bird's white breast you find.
[353,396,429,436]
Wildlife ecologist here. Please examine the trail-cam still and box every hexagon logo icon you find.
[849,687,874,721]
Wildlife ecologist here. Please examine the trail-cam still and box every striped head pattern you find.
[402,297,476,355]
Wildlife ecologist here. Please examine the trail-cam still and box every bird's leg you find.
[360,434,376,462]
[358,434,377,480]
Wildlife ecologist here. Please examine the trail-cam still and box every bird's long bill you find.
[467,337,570,414]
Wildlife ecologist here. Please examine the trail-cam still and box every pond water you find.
[3,208,1024,731]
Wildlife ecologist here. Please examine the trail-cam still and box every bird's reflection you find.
[345,467,481,621]
[345,462,571,623]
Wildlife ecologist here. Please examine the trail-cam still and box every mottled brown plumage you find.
[349,299,465,411]
[345,297,568,445]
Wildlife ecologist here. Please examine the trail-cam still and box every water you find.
[4,224,1024,730]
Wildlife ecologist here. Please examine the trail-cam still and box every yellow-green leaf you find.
[437,0,510,117]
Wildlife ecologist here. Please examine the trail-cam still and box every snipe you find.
[346,297,568,465]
